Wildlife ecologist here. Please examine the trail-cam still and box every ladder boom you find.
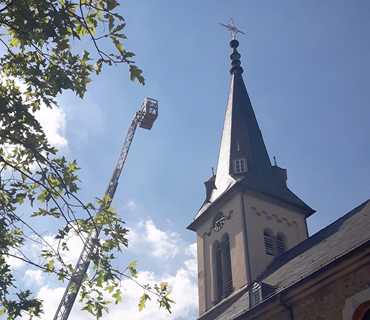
[53,98,158,320]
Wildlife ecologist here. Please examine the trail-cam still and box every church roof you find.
[239,171,314,213]
[198,198,370,320]
[188,175,314,231]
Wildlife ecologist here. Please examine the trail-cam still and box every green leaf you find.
[107,0,119,11]
[95,60,103,74]
[9,37,21,47]
[58,39,69,51]
[138,293,150,311]
[113,38,124,55]
[108,15,114,32]
[46,259,55,272]
[160,282,168,291]
[128,260,138,278]
[112,289,122,304]
[15,193,26,204]
[129,65,145,85]
[112,23,125,34]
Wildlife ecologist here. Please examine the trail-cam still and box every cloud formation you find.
[29,219,198,320]
[129,220,181,259]
[24,269,44,286]
[3,77,68,149]
[35,107,68,148]
[126,200,137,210]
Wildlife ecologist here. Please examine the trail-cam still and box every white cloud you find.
[126,200,137,210]
[5,249,26,270]
[42,232,84,266]
[34,242,198,320]
[129,220,181,259]
[184,243,197,274]
[5,231,84,277]
[106,223,198,319]
[24,269,44,286]
[5,238,47,271]
[144,220,180,258]
[185,242,197,258]
[30,219,198,320]
[36,286,87,320]
[35,107,67,148]
[111,254,197,320]
[1,77,68,149]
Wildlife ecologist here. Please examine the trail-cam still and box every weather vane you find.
[220,18,245,40]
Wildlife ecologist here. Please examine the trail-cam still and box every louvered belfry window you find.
[264,229,275,256]
[276,233,286,255]
[213,234,233,304]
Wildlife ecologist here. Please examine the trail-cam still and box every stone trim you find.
[250,206,296,227]
[342,287,370,320]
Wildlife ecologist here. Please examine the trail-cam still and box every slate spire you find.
[214,39,271,196]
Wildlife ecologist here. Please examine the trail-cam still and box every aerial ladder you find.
[53,98,159,320]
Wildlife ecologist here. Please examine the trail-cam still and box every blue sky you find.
[66,0,370,240]
[8,1,370,319]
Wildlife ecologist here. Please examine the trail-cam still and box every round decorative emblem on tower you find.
[213,213,225,232]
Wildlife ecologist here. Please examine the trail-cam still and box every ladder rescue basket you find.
[139,97,158,130]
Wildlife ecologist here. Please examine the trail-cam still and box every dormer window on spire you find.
[234,158,247,174]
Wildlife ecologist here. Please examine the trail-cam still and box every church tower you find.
[187,36,315,317]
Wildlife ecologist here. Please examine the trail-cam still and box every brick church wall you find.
[239,259,370,320]
[292,263,369,320]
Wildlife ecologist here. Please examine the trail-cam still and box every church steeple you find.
[214,39,271,198]
[188,31,315,316]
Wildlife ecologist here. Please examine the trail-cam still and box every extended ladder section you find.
[53,98,159,320]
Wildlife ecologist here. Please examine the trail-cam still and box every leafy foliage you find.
[0,0,172,319]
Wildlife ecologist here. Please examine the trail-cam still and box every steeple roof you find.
[213,39,271,199]
[188,37,314,229]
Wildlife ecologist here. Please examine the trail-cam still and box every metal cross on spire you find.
[220,18,245,40]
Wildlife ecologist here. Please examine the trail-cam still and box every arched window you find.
[213,241,223,303]
[352,301,370,320]
[276,232,286,255]
[263,229,274,256]
[212,234,233,304]
[221,234,233,297]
